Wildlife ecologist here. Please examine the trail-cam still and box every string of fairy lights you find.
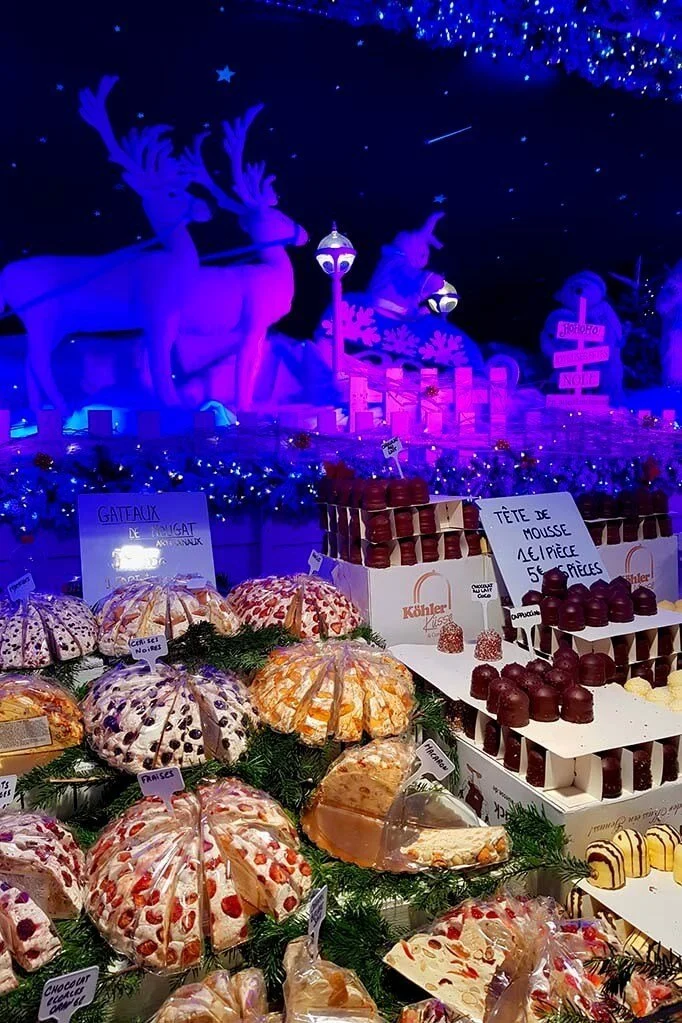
[253,0,682,99]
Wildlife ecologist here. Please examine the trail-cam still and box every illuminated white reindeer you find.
[176,105,308,409]
[0,76,210,411]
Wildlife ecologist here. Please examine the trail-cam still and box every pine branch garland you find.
[588,947,682,997]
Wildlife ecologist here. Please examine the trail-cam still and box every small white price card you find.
[509,605,542,631]
[409,739,455,784]
[308,885,328,957]
[308,550,324,575]
[39,966,99,1023]
[129,634,168,670]
[381,436,404,477]
[7,572,35,606]
[0,774,17,809]
[470,581,498,602]
[138,767,185,811]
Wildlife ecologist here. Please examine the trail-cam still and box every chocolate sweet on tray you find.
[461,704,478,740]
[502,729,522,772]
[474,629,502,661]
[366,513,392,543]
[632,586,658,616]
[501,662,527,683]
[529,683,560,722]
[601,749,622,798]
[409,477,430,505]
[555,644,579,666]
[483,719,501,755]
[547,668,574,691]
[658,628,675,657]
[655,659,671,687]
[661,738,680,783]
[652,489,669,514]
[590,579,611,598]
[462,502,480,529]
[606,521,621,545]
[609,575,632,595]
[418,506,437,533]
[437,619,464,654]
[486,677,512,715]
[578,652,608,687]
[386,479,412,508]
[394,509,414,537]
[541,596,562,626]
[498,688,530,729]
[527,658,550,676]
[522,589,543,606]
[612,635,629,667]
[567,583,590,603]
[585,597,609,628]
[609,591,635,624]
[560,684,594,723]
[586,841,626,889]
[612,829,650,877]
[558,601,585,632]
[470,663,499,700]
[642,518,658,540]
[526,743,546,787]
[631,743,653,791]
[623,519,639,543]
[362,480,387,511]
[635,632,651,662]
[541,568,568,597]
[465,531,483,555]
[366,544,391,568]
[399,538,418,565]
[443,533,462,559]
[420,536,440,562]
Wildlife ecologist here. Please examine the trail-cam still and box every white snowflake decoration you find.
[322,302,380,347]
[420,330,468,366]
[382,324,420,358]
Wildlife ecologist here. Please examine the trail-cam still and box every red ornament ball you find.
[291,431,312,450]
[33,452,54,470]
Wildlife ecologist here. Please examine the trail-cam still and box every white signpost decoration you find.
[7,572,36,607]
[39,967,99,1023]
[129,634,169,670]
[138,767,185,811]
[407,739,456,785]
[478,493,609,606]
[77,492,215,605]
[308,550,324,575]
[381,436,404,477]
[470,580,498,632]
[307,885,328,958]
[509,604,543,654]
[546,297,610,411]
[0,774,17,810]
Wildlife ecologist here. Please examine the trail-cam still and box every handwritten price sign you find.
[478,493,608,606]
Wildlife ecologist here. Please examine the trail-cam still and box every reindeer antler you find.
[222,104,277,208]
[79,76,184,195]
[180,131,244,214]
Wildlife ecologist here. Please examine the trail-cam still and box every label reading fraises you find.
[7,572,36,605]
[470,582,498,602]
[39,966,99,1023]
[0,716,52,754]
[509,605,543,631]
[382,436,403,459]
[138,766,185,810]
[410,739,456,783]
[0,775,17,809]
[307,885,328,958]
[308,550,324,575]
[129,634,168,670]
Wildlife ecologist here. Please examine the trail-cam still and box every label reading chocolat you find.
[39,967,99,1023]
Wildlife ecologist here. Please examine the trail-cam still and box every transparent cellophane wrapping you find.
[384,893,679,1023]
[95,575,241,656]
[283,937,383,1023]
[0,811,85,920]
[153,966,283,1023]
[227,574,363,640]
[85,780,313,975]
[0,592,97,669]
[301,736,510,873]
[398,999,470,1023]
[250,641,415,746]
[0,674,83,759]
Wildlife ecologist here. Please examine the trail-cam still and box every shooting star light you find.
[425,125,472,145]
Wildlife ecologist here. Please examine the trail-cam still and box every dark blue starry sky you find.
[2,0,680,350]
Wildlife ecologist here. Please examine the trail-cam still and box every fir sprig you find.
[588,948,682,998]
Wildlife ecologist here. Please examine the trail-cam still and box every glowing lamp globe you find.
[428,281,459,315]
[315,224,356,277]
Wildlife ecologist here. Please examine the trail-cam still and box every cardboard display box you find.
[599,535,679,602]
[455,735,682,858]
[330,556,503,647]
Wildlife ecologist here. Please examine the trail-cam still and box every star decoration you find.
[216,65,235,83]
[434,194,446,204]
[56,83,64,92]
[356,39,365,46]
[113,24,121,32]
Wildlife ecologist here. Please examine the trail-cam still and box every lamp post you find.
[316,224,356,381]
[428,280,459,315]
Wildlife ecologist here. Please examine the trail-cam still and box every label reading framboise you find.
[138,766,185,811]
[39,966,99,1023]
[408,739,456,785]
[7,572,36,606]
[0,716,52,754]
[308,550,324,575]
[129,633,168,670]
[307,885,328,958]
[0,774,17,809]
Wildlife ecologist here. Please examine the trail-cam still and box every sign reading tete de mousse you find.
[478,492,609,607]
[77,492,215,605]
